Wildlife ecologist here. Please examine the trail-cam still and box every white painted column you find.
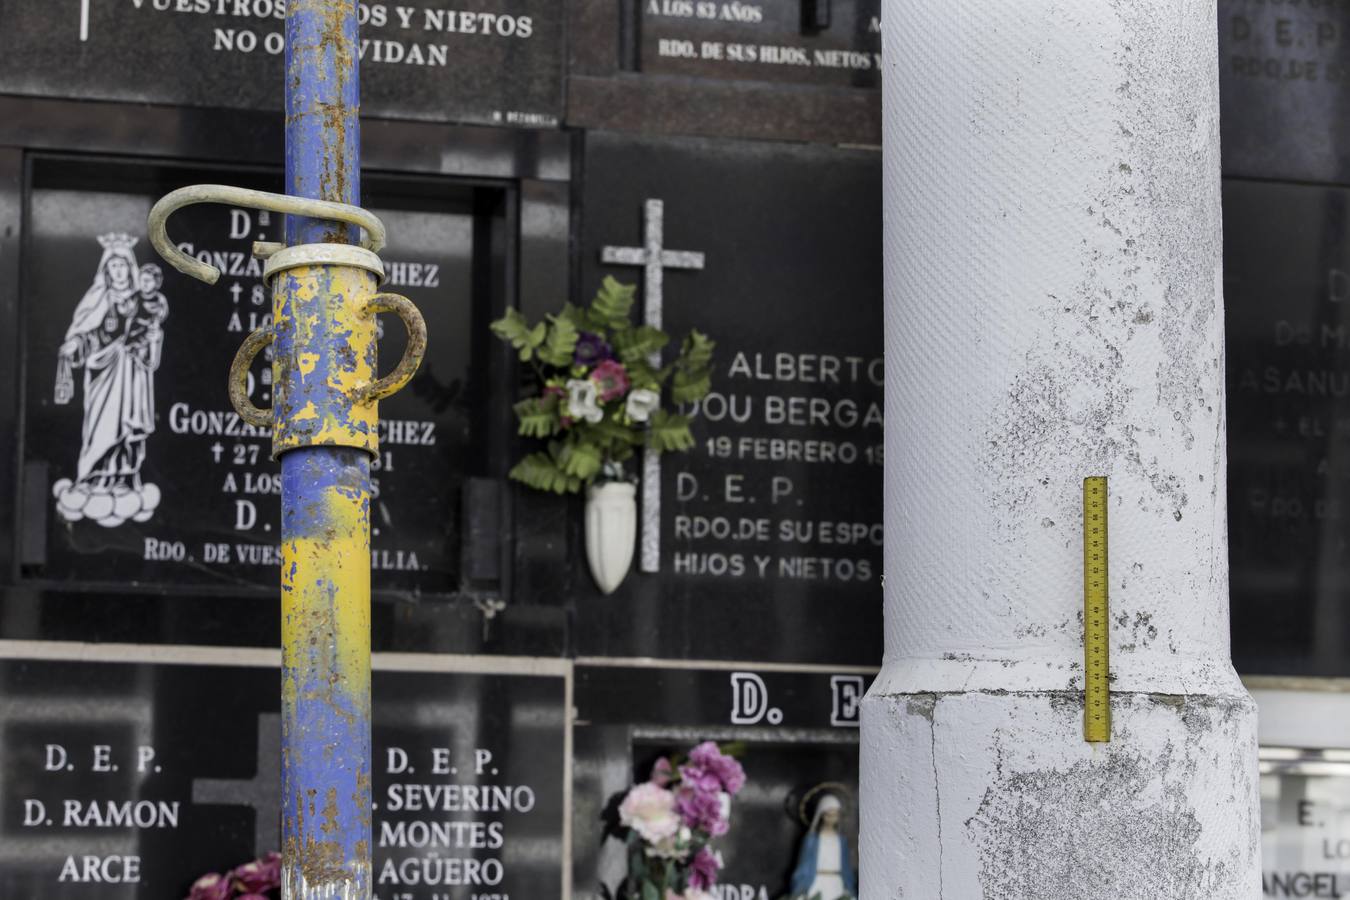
[862,3,1261,898]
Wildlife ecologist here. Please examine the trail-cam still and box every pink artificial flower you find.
[687,741,746,795]
[620,781,681,844]
[186,873,232,900]
[651,756,675,787]
[688,846,723,890]
[232,853,281,894]
[590,359,631,402]
[238,895,271,900]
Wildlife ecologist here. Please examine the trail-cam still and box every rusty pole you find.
[276,2,372,897]
[148,2,426,897]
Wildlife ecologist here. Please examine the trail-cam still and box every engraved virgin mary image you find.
[52,233,168,527]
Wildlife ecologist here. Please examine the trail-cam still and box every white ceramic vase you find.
[585,481,636,595]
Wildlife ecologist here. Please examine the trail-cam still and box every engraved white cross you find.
[601,199,706,574]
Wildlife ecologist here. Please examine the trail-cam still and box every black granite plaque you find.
[573,663,864,900]
[565,0,881,145]
[639,0,880,89]
[0,0,563,128]
[0,653,567,899]
[570,131,883,665]
[21,157,482,595]
[1218,0,1350,182]
[1224,178,1350,676]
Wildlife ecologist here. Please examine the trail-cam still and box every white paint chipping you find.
[862,2,1261,897]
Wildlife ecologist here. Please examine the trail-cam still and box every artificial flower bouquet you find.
[490,277,714,493]
[185,852,280,900]
[616,741,746,900]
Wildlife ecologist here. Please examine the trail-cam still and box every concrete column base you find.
[860,686,1260,899]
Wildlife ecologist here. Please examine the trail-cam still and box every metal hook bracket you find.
[147,184,388,285]
[227,290,427,446]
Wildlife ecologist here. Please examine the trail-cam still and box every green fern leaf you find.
[671,369,711,405]
[584,415,642,450]
[556,302,588,330]
[670,330,715,403]
[680,329,715,370]
[557,438,603,480]
[537,314,580,368]
[489,308,547,361]
[624,358,662,392]
[648,410,695,454]
[590,276,637,331]
[613,325,670,365]
[508,452,579,494]
[513,396,561,438]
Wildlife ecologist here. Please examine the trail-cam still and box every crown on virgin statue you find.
[97,232,138,251]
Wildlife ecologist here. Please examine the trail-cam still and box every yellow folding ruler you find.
[1083,476,1111,743]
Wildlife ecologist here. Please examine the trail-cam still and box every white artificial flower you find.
[619,782,680,844]
[625,387,660,423]
[566,378,604,424]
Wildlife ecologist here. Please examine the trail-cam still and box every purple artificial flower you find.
[238,895,271,900]
[232,853,281,894]
[686,741,746,795]
[574,332,613,367]
[678,762,722,795]
[590,359,631,402]
[676,785,728,837]
[688,846,723,891]
[186,873,232,900]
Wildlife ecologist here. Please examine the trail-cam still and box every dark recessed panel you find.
[1218,1,1350,182]
[1224,178,1350,676]
[20,158,483,597]
[0,1,563,128]
[0,655,567,899]
[570,132,883,665]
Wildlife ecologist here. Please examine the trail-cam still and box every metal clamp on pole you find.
[149,188,427,453]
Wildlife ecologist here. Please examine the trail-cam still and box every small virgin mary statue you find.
[789,789,857,900]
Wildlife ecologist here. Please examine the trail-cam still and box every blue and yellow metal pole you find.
[148,3,426,897]
[277,2,370,897]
